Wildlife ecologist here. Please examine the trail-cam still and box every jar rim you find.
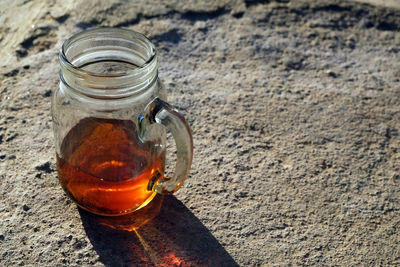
[60,27,157,78]
[59,27,159,99]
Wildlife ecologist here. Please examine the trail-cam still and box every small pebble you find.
[326,69,338,78]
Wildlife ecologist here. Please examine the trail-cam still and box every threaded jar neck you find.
[59,28,158,99]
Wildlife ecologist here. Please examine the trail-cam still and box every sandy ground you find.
[355,0,400,9]
[0,0,400,266]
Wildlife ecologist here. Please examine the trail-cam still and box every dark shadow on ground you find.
[79,195,238,266]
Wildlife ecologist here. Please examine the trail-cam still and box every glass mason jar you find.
[52,28,193,217]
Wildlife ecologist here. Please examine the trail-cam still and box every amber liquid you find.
[56,117,165,216]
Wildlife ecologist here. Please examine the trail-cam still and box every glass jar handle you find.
[139,98,193,194]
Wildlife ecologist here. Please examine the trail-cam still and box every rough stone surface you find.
[1,0,400,266]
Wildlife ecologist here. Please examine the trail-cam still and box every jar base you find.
[77,194,164,231]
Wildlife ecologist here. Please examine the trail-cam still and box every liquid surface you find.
[57,118,164,215]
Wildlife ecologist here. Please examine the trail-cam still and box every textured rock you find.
[1,0,400,265]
